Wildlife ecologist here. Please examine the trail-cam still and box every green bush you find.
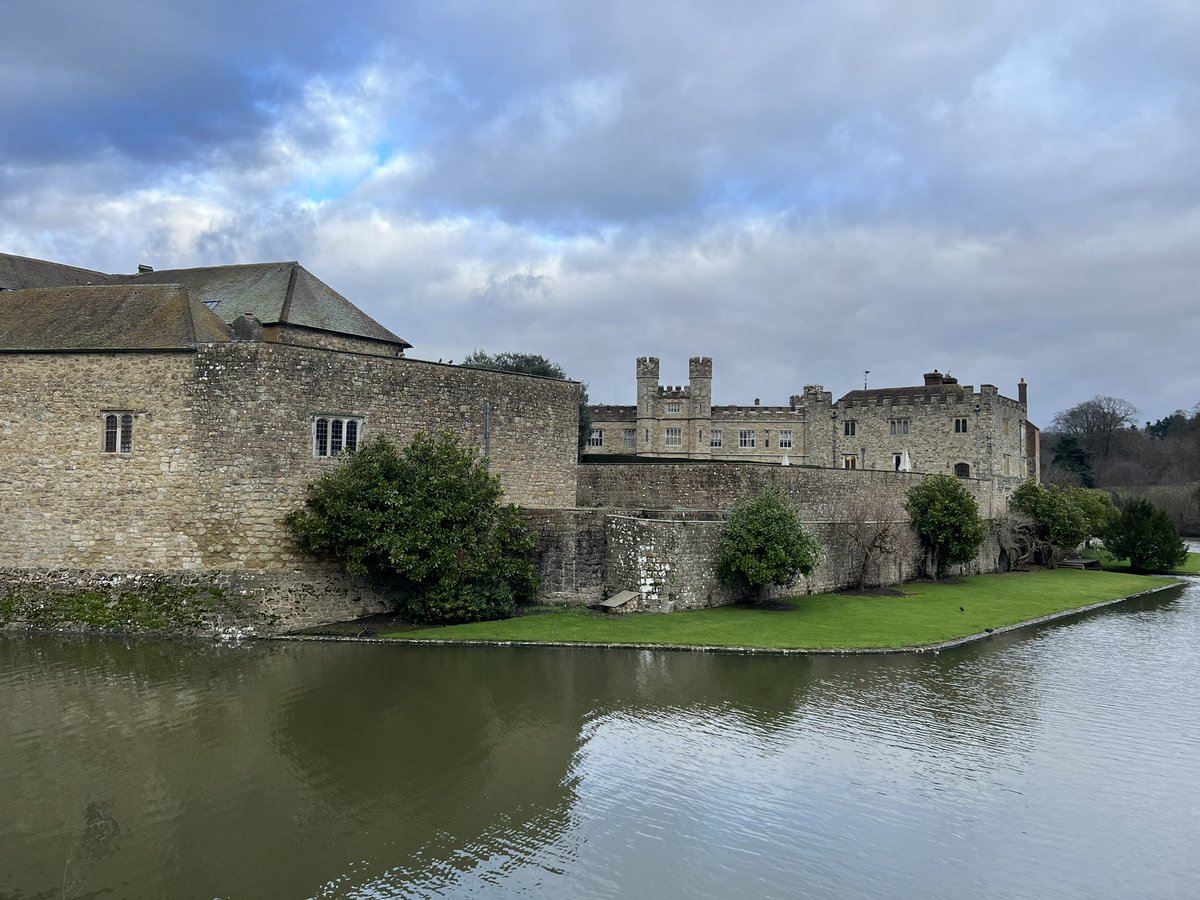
[286,433,538,624]
[1009,481,1118,562]
[1103,498,1187,572]
[718,486,820,599]
[905,475,987,578]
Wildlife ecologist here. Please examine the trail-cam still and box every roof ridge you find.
[279,262,300,324]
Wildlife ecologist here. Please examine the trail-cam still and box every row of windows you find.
[589,428,794,450]
[839,418,969,436]
[101,413,363,458]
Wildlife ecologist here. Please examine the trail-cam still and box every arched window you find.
[954,462,970,478]
[314,416,363,457]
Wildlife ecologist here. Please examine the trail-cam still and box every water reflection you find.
[1,580,1197,899]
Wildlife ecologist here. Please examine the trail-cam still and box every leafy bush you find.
[905,475,987,578]
[1009,481,1118,563]
[718,486,820,599]
[286,433,538,624]
[1103,498,1187,572]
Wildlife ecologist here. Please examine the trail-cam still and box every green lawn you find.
[1087,548,1200,576]
[380,568,1178,651]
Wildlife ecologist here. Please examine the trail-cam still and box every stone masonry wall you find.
[603,516,1002,613]
[189,343,580,571]
[0,563,394,636]
[0,352,208,569]
[577,463,1005,520]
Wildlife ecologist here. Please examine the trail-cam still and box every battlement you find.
[636,356,660,379]
[656,385,691,398]
[689,356,712,378]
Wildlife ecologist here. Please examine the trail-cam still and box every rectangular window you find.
[666,402,681,414]
[102,411,134,454]
[779,430,793,449]
[893,454,903,471]
[623,428,636,449]
[587,428,604,448]
[739,429,756,448]
[710,430,723,448]
[890,419,910,435]
[954,417,968,433]
[314,416,363,458]
[665,427,682,447]
[843,420,856,437]
[843,455,858,469]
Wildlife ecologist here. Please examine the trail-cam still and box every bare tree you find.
[1051,396,1138,459]
[833,490,916,589]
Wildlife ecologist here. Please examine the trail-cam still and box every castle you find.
[587,356,1040,482]
[0,251,1037,629]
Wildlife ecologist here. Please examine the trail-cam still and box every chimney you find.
[923,370,944,386]
[1018,378,1028,406]
[137,264,153,274]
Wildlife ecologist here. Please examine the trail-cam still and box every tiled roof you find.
[110,262,410,348]
[0,252,108,290]
[0,285,231,351]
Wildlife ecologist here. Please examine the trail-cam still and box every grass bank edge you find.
[1086,549,1200,576]
[379,568,1183,651]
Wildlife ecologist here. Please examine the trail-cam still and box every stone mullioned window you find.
[102,412,134,454]
[314,416,363,458]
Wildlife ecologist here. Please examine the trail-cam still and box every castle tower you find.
[635,356,660,454]
[688,357,712,417]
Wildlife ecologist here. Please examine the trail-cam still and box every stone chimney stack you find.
[923,370,944,386]
[1018,378,1028,406]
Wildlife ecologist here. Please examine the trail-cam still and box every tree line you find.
[1042,395,1200,533]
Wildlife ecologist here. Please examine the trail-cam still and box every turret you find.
[688,356,712,417]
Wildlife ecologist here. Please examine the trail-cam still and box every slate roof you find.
[0,285,232,351]
[0,252,108,291]
[110,262,410,348]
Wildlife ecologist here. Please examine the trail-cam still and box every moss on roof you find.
[0,285,231,351]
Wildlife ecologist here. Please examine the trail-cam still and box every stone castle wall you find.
[577,462,1010,520]
[0,344,580,581]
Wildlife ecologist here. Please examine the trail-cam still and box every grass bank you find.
[1086,549,1200,576]
[378,568,1179,652]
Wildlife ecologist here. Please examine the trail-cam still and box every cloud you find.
[2,0,1199,425]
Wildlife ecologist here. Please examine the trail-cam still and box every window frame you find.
[843,420,856,437]
[666,401,681,414]
[779,430,793,449]
[889,418,910,436]
[623,428,636,449]
[664,427,683,447]
[101,411,135,454]
[313,415,364,458]
[738,429,756,449]
[710,429,723,448]
[586,428,604,448]
[842,455,858,469]
[954,417,968,433]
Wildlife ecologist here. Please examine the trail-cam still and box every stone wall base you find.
[0,566,393,637]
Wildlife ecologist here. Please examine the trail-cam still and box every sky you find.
[2,0,1198,428]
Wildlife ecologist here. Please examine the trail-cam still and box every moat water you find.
[3,568,1199,898]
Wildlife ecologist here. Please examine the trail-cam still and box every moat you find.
[3,573,1199,898]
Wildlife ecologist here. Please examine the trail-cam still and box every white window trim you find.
[710,430,723,448]
[101,410,135,454]
[665,427,683,447]
[738,429,756,449]
[587,428,604,448]
[314,415,364,458]
[779,430,793,449]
